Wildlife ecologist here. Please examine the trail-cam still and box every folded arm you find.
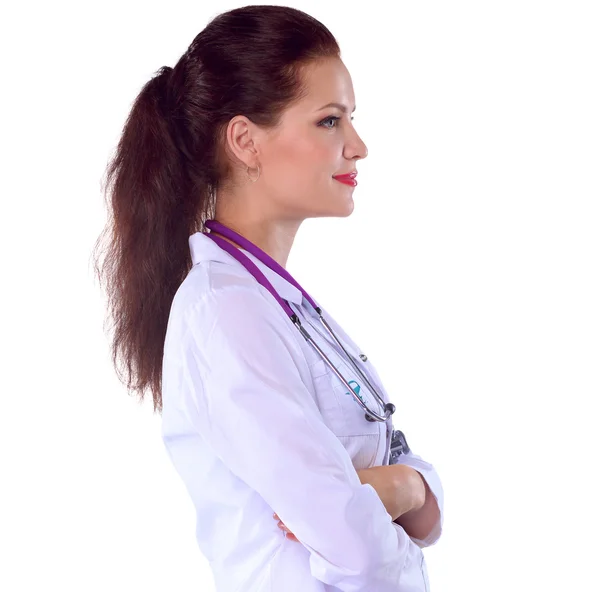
[390,451,444,547]
[358,460,443,547]
[179,286,419,592]
[356,465,424,522]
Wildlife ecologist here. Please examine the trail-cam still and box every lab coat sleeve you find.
[179,286,414,592]
[390,450,444,547]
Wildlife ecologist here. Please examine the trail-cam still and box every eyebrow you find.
[316,102,356,114]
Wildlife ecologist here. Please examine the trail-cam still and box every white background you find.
[1,1,598,590]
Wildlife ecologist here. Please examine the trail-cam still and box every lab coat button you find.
[359,354,367,361]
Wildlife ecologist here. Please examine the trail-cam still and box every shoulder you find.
[163,262,321,400]
[169,260,296,345]
[170,260,252,312]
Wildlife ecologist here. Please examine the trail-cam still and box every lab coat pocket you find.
[309,358,344,433]
[309,357,381,439]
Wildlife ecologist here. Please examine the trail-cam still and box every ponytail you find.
[93,5,339,413]
[93,65,211,412]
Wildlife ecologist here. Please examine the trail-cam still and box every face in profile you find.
[228,57,369,222]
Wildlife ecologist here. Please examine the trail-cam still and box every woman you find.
[94,5,443,591]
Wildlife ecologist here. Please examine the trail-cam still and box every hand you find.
[273,512,299,542]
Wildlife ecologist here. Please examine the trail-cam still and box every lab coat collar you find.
[188,231,303,306]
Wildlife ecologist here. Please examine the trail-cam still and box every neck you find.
[211,214,302,270]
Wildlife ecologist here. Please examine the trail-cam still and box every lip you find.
[333,171,357,180]
[333,171,358,186]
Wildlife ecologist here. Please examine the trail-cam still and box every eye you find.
[319,115,354,129]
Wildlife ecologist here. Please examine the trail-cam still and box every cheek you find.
[269,136,335,183]
[263,133,344,213]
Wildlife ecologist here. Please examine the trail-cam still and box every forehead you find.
[291,58,356,113]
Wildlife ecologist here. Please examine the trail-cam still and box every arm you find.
[356,465,425,522]
[180,287,414,592]
[393,473,441,542]
[390,451,444,547]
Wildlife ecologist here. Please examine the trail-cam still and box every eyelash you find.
[319,115,354,129]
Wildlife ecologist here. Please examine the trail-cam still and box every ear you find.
[225,115,260,169]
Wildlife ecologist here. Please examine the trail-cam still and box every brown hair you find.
[92,5,340,413]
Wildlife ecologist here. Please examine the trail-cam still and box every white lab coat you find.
[161,231,444,592]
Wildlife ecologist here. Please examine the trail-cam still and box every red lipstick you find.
[333,172,358,187]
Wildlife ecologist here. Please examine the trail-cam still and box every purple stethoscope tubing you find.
[203,219,395,423]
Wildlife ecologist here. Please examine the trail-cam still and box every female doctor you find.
[94,5,443,591]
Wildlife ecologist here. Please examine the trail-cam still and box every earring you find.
[246,164,261,183]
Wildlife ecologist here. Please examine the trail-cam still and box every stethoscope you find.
[204,219,396,423]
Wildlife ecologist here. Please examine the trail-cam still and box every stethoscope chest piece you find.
[389,429,410,462]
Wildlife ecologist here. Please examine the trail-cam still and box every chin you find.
[306,190,355,219]
[336,196,355,217]
[310,202,354,219]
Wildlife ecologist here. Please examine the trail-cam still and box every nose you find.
[344,127,368,161]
